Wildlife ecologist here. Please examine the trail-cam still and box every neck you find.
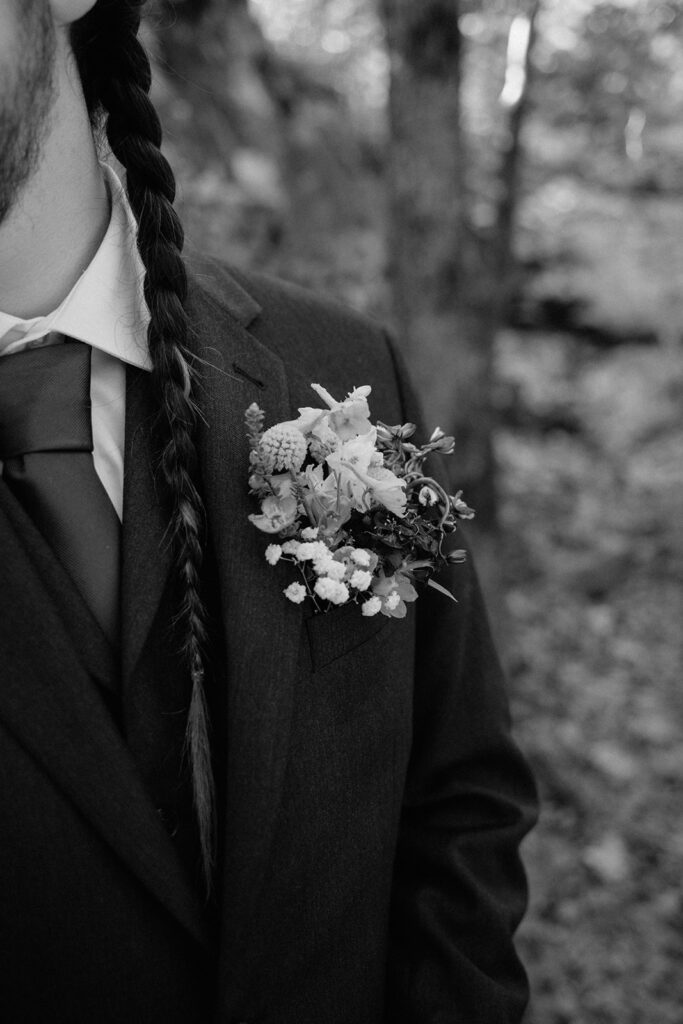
[0,32,109,319]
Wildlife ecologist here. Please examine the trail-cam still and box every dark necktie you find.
[0,337,121,646]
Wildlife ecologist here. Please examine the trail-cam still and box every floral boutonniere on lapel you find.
[245,384,474,618]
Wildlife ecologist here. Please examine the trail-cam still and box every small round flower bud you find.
[259,425,307,472]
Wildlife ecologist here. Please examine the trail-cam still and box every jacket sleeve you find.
[383,332,538,1024]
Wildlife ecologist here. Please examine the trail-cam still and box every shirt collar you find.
[0,164,151,370]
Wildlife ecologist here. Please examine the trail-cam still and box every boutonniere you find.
[245,384,474,618]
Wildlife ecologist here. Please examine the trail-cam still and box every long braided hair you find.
[70,0,215,887]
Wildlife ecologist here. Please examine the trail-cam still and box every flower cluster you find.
[246,384,474,618]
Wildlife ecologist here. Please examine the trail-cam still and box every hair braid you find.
[72,1,215,888]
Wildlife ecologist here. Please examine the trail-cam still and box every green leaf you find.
[427,578,458,602]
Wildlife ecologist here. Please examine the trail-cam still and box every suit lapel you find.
[185,273,305,976]
[0,486,209,948]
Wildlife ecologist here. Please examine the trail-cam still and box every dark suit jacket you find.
[0,261,537,1024]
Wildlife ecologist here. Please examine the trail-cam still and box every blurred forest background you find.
[144,1,683,1020]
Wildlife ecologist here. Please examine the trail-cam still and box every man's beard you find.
[0,1,57,224]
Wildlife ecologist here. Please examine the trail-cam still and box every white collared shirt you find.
[0,164,151,521]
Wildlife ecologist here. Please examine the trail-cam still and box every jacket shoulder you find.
[229,263,386,353]
[190,257,408,424]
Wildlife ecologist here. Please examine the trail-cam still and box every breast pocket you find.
[305,601,391,672]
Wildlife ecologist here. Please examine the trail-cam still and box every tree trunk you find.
[381,0,498,530]
[495,3,542,291]
[381,0,542,643]
[156,0,284,164]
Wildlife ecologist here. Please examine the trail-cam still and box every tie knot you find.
[0,337,93,459]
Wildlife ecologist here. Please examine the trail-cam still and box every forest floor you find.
[498,332,683,1024]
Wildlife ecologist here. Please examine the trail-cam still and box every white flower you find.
[269,474,295,501]
[296,541,330,562]
[362,465,407,517]
[452,491,475,520]
[323,560,347,583]
[312,551,336,576]
[282,540,300,555]
[350,569,372,591]
[314,578,350,605]
[308,383,373,441]
[283,389,371,453]
[308,432,339,464]
[351,548,372,567]
[326,430,378,509]
[248,495,298,534]
[301,526,320,541]
[418,485,439,507]
[265,544,283,565]
[326,430,407,518]
[371,571,418,619]
[362,596,382,617]
[284,582,307,604]
[301,464,353,525]
[278,407,328,437]
[327,429,376,474]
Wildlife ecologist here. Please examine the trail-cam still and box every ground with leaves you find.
[498,333,683,1024]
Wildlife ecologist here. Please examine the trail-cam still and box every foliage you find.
[155,0,683,333]
[531,1,683,184]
